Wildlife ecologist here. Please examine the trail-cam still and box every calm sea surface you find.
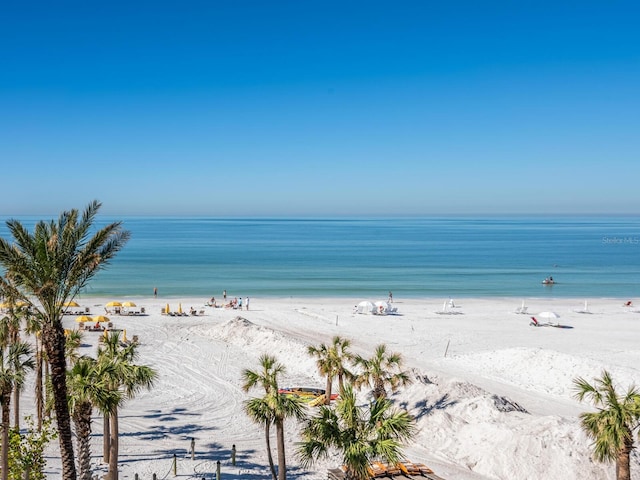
[1,216,639,299]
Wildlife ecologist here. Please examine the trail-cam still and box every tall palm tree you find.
[242,354,306,480]
[68,356,121,480]
[0,200,130,480]
[573,370,640,480]
[0,301,29,429]
[298,384,416,480]
[353,344,412,401]
[0,341,35,480]
[24,311,45,430]
[308,336,354,405]
[97,331,157,480]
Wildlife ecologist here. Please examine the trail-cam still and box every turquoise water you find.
[1,216,639,298]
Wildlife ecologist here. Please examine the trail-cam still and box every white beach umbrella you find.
[538,311,560,319]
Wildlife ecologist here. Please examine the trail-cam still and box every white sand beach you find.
[36,296,640,479]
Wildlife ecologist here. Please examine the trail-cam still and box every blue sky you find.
[1,1,638,216]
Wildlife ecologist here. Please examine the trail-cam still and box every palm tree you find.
[573,370,640,480]
[353,344,412,401]
[0,341,35,480]
[97,331,157,480]
[68,356,121,480]
[242,354,306,480]
[242,354,282,480]
[0,301,30,429]
[308,336,354,405]
[298,384,416,480]
[24,311,46,430]
[0,200,130,480]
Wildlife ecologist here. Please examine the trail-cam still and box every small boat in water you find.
[542,277,555,285]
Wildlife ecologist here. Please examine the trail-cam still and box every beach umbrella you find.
[93,315,110,323]
[178,303,183,314]
[165,303,170,314]
[122,301,137,307]
[75,315,92,323]
[538,311,560,319]
[64,301,80,307]
[123,329,128,343]
[106,301,122,307]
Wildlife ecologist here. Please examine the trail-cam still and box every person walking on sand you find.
[223,290,227,301]
[388,291,393,303]
[154,287,157,298]
[245,296,250,310]
[238,297,243,309]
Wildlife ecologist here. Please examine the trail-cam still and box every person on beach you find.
[246,296,250,310]
[388,291,393,303]
[154,287,157,298]
[223,290,227,301]
[238,297,243,309]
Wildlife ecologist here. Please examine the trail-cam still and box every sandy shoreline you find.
[29,295,640,479]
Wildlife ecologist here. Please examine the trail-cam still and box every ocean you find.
[1,216,639,299]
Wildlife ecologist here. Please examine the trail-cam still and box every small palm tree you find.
[298,384,416,480]
[0,201,130,480]
[242,354,306,480]
[97,331,156,480]
[308,336,354,405]
[0,341,35,480]
[353,344,412,401]
[68,356,121,480]
[573,370,640,480]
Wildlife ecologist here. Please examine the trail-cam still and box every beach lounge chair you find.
[367,462,387,478]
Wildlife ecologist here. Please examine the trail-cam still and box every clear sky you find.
[1,1,639,216]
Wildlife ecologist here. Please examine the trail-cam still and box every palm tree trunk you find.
[35,346,43,430]
[73,402,93,480]
[103,413,110,463]
[616,440,632,480]
[325,376,332,405]
[43,324,77,480]
[108,409,119,480]
[1,392,11,480]
[12,386,20,429]
[276,418,286,480]
[265,422,277,480]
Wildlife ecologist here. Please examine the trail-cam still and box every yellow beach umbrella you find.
[106,301,122,307]
[75,315,92,323]
[15,301,28,307]
[165,303,170,314]
[178,303,183,314]
[123,329,128,343]
[122,301,137,307]
[64,301,80,307]
[93,315,110,323]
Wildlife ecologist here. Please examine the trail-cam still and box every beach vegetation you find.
[242,354,307,480]
[353,344,412,401]
[307,335,355,405]
[7,416,57,480]
[68,356,121,480]
[573,370,640,480]
[297,383,416,480]
[0,200,130,479]
[0,341,35,480]
[97,331,157,480]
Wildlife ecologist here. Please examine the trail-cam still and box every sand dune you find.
[28,296,640,479]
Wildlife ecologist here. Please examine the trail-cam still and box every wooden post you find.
[191,437,195,460]
[216,460,221,479]
[335,315,338,326]
[134,475,139,480]
[173,453,177,476]
[444,339,450,358]
[153,474,157,480]
[231,444,236,466]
